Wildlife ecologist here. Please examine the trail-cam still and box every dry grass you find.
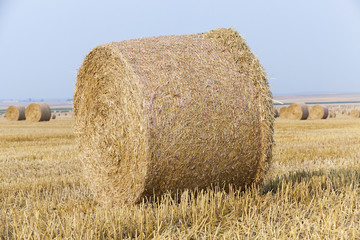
[1,117,360,239]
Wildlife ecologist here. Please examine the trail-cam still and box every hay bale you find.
[309,105,328,120]
[25,103,51,122]
[52,113,56,119]
[74,28,274,205]
[279,106,288,118]
[350,109,360,118]
[5,105,26,121]
[286,103,309,120]
[327,110,336,119]
[273,108,279,118]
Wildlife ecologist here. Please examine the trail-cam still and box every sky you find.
[0,0,360,99]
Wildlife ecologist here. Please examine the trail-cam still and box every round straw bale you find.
[5,105,26,121]
[279,106,288,118]
[74,28,274,205]
[52,113,56,119]
[286,103,309,120]
[25,103,51,122]
[309,105,328,120]
[350,109,360,118]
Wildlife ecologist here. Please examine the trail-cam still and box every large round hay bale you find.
[25,103,51,122]
[5,105,26,121]
[74,28,274,205]
[279,106,288,118]
[309,105,328,120]
[350,109,360,118]
[286,103,309,120]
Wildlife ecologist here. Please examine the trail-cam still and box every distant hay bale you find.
[5,105,26,121]
[25,103,51,122]
[337,109,345,115]
[279,106,288,118]
[273,108,279,118]
[74,28,274,205]
[286,103,309,120]
[350,109,360,118]
[52,113,56,119]
[327,110,336,119]
[309,105,328,120]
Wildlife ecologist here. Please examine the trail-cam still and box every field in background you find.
[1,117,360,238]
[273,93,360,104]
[0,101,73,115]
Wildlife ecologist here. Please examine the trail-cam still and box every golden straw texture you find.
[25,103,51,122]
[286,103,309,120]
[5,105,25,121]
[74,28,274,205]
[309,105,328,120]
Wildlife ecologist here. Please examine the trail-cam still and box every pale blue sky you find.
[0,0,360,99]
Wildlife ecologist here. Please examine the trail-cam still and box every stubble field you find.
[1,117,360,239]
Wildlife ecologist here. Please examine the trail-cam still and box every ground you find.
[1,116,360,239]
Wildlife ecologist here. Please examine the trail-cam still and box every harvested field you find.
[1,117,360,238]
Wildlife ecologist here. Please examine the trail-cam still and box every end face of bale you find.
[279,106,288,119]
[5,105,26,121]
[309,105,328,120]
[74,28,274,206]
[286,103,309,120]
[25,103,51,122]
